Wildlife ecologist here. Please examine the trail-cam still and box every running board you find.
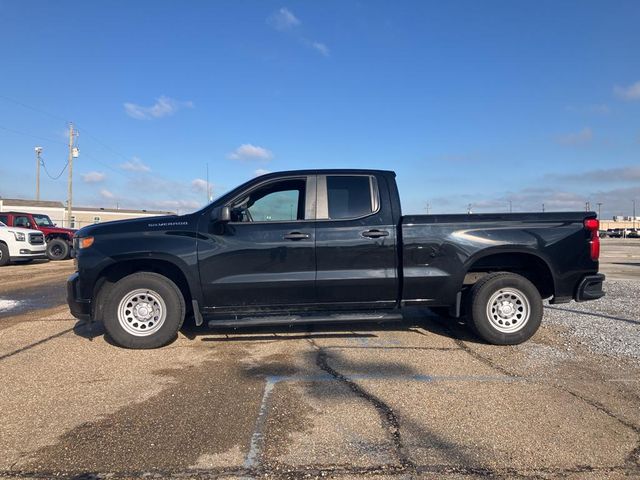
[207,311,403,328]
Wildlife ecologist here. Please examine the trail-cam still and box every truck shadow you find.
[72,309,483,346]
[185,307,482,345]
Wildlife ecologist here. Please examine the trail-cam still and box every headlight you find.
[13,231,25,241]
[78,236,94,249]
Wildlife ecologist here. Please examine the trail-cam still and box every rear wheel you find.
[103,272,185,349]
[0,243,9,267]
[468,272,542,345]
[46,239,70,260]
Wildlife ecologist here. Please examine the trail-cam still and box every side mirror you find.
[217,206,231,222]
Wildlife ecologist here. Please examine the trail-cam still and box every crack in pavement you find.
[306,337,414,470]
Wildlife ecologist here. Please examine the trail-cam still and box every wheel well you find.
[94,259,192,310]
[466,252,555,299]
[46,234,71,243]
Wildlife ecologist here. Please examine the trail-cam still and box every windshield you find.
[33,214,54,227]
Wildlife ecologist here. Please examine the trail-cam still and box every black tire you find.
[468,272,542,345]
[46,239,70,261]
[0,243,9,267]
[103,272,185,349]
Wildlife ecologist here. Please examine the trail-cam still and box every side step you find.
[207,311,403,328]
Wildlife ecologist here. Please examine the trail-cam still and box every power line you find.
[0,94,69,123]
[40,155,69,180]
[0,125,67,146]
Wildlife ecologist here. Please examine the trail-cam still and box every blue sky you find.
[0,0,639,217]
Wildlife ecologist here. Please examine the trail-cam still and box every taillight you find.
[584,218,600,261]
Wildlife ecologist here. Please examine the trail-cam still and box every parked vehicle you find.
[608,228,623,238]
[0,221,46,266]
[0,212,75,260]
[68,169,605,349]
[628,229,640,238]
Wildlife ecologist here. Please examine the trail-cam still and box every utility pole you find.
[426,202,431,215]
[509,200,512,213]
[542,203,545,212]
[35,147,43,201]
[66,123,79,228]
[585,201,590,212]
[597,202,602,219]
[633,199,637,230]
[206,163,211,202]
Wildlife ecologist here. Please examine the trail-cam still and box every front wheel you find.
[468,272,542,345]
[103,272,185,349]
[46,239,70,260]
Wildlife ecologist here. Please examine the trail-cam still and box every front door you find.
[198,175,317,312]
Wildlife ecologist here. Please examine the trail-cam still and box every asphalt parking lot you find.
[0,239,639,479]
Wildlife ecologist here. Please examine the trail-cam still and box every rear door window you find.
[326,176,377,219]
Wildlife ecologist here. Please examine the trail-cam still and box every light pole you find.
[34,146,43,201]
[633,199,637,230]
[509,200,512,213]
[596,202,602,219]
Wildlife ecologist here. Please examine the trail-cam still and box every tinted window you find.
[33,214,54,226]
[14,216,30,228]
[232,178,306,222]
[327,176,374,219]
[0,215,7,225]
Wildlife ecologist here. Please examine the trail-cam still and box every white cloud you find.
[254,168,271,177]
[100,189,115,200]
[311,41,330,57]
[192,178,214,199]
[81,171,106,183]
[120,157,151,172]
[545,166,640,183]
[556,127,593,146]
[124,95,194,120]
[267,7,301,30]
[227,144,273,161]
[613,81,640,101]
[147,199,202,211]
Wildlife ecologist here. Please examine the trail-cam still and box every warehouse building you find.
[0,198,174,229]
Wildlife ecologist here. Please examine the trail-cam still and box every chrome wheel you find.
[117,288,166,337]
[486,287,530,333]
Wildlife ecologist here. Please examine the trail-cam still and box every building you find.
[0,198,174,229]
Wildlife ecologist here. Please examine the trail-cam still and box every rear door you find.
[315,174,398,308]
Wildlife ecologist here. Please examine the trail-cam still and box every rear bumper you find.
[574,273,605,302]
[67,272,92,321]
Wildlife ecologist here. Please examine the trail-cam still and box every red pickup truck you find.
[0,211,76,260]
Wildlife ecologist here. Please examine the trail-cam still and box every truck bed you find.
[400,211,597,306]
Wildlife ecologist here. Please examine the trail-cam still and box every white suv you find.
[0,221,47,266]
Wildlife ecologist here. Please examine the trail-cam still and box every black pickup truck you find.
[68,169,604,349]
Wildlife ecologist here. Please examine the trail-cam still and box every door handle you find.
[362,229,389,238]
[283,232,310,240]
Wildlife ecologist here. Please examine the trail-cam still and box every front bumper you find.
[67,272,92,320]
[575,273,606,302]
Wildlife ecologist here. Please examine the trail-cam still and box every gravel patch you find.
[544,279,640,361]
